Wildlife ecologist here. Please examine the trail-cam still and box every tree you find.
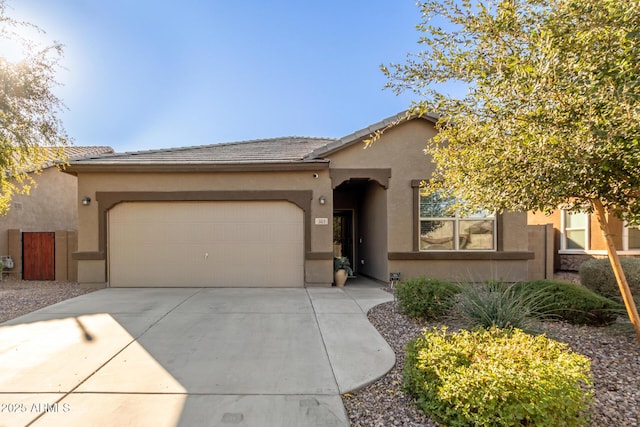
[0,0,70,215]
[382,0,640,341]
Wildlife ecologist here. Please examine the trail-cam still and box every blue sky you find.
[7,1,425,152]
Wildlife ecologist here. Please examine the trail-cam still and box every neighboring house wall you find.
[0,167,77,254]
[0,167,78,279]
[528,210,635,271]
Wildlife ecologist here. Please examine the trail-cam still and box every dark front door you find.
[23,232,55,280]
[333,211,354,272]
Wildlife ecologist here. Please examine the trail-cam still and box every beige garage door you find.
[108,201,304,287]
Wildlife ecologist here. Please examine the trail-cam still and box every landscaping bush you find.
[579,257,640,302]
[403,327,593,427]
[395,277,460,320]
[455,281,547,331]
[513,280,623,326]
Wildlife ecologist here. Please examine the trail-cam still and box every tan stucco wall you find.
[528,210,624,252]
[328,120,438,254]
[54,230,78,281]
[328,119,531,283]
[0,168,78,256]
[528,209,634,272]
[528,224,554,280]
[528,211,560,230]
[78,260,106,284]
[0,168,78,279]
[501,212,529,251]
[390,259,529,283]
[358,182,388,281]
[74,118,534,286]
[75,168,334,285]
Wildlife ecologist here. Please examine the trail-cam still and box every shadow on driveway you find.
[0,286,394,426]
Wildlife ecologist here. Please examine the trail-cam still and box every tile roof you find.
[67,111,438,168]
[40,145,114,166]
[70,137,336,165]
[61,146,115,160]
[24,146,114,172]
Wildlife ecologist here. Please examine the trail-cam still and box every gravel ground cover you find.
[0,278,98,323]
[342,280,640,427]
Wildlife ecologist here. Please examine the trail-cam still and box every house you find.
[528,210,640,271]
[1,146,114,280]
[66,113,534,288]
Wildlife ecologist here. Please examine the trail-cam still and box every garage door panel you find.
[108,201,304,287]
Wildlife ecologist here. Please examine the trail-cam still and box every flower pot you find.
[334,269,348,287]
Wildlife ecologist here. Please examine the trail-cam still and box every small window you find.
[419,189,496,251]
[624,224,640,251]
[562,210,589,251]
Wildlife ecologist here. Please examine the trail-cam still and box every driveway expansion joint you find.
[4,285,394,427]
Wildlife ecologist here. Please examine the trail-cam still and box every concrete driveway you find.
[0,285,394,426]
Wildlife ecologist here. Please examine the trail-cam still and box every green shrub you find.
[514,280,623,326]
[455,281,547,331]
[396,276,460,320]
[579,257,640,301]
[404,327,593,427]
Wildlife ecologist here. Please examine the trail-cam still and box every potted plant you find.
[333,257,353,287]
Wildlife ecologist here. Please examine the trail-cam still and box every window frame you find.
[418,189,497,252]
[623,223,640,252]
[560,209,590,253]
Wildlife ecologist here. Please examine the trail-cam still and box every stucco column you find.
[55,231,68,281]
[7,229,22,279]
[67,231,78,282]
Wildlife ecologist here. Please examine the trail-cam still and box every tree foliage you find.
[383,0,639,220]
[383,0,640,340]
[0,0,69,214]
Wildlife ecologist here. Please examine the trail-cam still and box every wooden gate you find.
[23,232,55,280]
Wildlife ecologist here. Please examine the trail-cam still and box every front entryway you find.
[333,211,354,272]
[333,178,388,282]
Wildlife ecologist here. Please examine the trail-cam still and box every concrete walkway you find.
[0,284,394,426]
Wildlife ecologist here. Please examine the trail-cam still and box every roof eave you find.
[65,160,330,174]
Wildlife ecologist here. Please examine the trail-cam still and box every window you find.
[561,210,589,251]
[419,189,496,251]
[624,224,640,251]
